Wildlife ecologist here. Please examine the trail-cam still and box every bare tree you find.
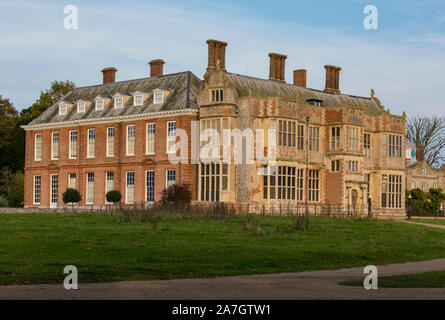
[407,116,445,167]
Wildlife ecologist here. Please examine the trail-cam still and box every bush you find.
[160,184,192,206]
[0,196,8,207]
[106,190,122,204]
[63,188,81,206]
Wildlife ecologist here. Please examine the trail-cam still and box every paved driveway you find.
[1,258,445,300]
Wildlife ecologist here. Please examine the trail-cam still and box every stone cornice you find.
[20,109,199,131]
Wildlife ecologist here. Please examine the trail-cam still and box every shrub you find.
[0,196,8,207]
[63,188,81,207]
[106,190,122,204]
[160,184,192,206]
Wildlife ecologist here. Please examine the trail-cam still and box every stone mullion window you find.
[331,127,341,150]
[263,166,301,201]
[308,170,320,202]
[364,133,371,156]
[278,120,296,147]
[309,126,319,151]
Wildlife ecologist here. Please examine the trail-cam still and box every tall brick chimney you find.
[416,146,425,162]
[149,59,165,77]
[324,65,342,94]
[206,39,228,72]
[269,53,287,82]
[101,67,117,84]
[293,69,307,87]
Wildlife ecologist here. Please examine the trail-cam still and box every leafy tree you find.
[0,196,8,207]
[427,188,445,214]
[407,116,445,167]
[0,96,18,149]
[106,190,122,204]
[161,184,192,206]
[19,80,75,125]
[0,169,24,207]
[63,188,81,208]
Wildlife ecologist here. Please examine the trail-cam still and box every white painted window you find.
[33,175,41,205]
[34,133,42,161]
[69,173,76,189]
[114,97,123,108]
[146,123,155,154]
[77,101,85,113]
[154,92,164,104]
[87,129,95,158]
[50,174,58,207]
[166,169,176,187]
[167,121,176,153]
[106,127,115,157]
[59,104,67,115]
[69,130,77,159]
[146,170,155,202]
[95,99,104,111]
[105,172,114,202]
[86,173,94,204]
[51,132,59,160]
[126,171,135,204]
[126,125,135,156]
[134,94,143,106]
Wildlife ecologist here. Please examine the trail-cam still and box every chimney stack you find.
[269,53,287,82]
[206,39,228,72]
[416,146,425,162]
[149,59,165,77]
[293,69,307,87]
[324,65,342,94]
[101,67,117,84]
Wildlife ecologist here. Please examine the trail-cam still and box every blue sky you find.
[1,0,445,116]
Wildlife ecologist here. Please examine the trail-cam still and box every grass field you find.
[411,218,445,226]
[340,270,445,288]
[1,213,445,285]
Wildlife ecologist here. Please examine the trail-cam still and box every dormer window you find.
[95,99,104,111]
[306,99,322,106]
[154,92,164,104]
[134,94,143,106]
[211,89,224,102]
[77,101,85,113]
[59,103,67,115]
[114,97,123,108]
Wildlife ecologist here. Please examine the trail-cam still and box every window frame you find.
[145,170,155,203]
[59,103,67,116]
[126,124,136,156]
[33,175,41,205]
[34,133,42,161]
[125,171,135,204]
[166,121,176,154]
[134,94,143,106]
[106,127,115,157]
[146,122,156,155]
[77,101,86,113]
[86,173,94,205]
[51,132,59,160]
[69,130,77,159]
[166,169,176,188]
[95,99,104,111]
[114,97,124,109]
[87,128,95,158]
[154,92,164,104]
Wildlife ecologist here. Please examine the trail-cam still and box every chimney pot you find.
[324,65,341,93]
[149,59,165,77]
[101,67,117,84]
[269,53,287,83]
[416,146,425,162]
[206,39,228,72]
[293,69,307,87]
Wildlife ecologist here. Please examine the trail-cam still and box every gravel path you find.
[1,258,445,300]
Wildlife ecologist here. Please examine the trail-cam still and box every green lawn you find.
[340,270,445,288]
[1,213,445,285]
[411,218,445,226]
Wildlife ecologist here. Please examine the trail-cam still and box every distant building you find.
[22,39,407,217]
[406,146,444,192]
